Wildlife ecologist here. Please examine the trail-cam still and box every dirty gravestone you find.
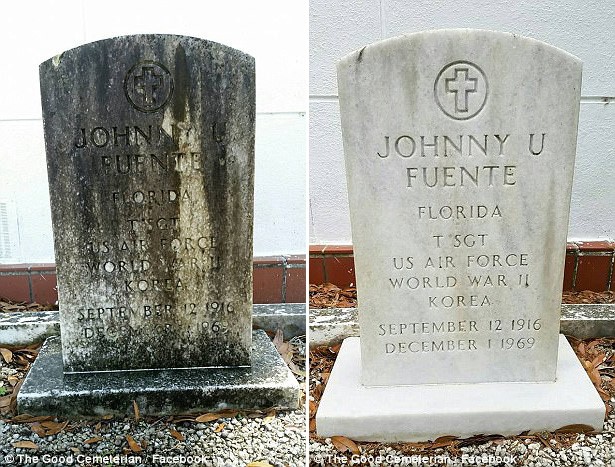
[18,34,299,416]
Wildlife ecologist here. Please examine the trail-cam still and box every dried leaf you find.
[247,462,273,467]
[94,422,101,432]
[102,415,113,420]
[263,409,276,424]
[125,434,142,452]
[84,437,103,444]
[534,433,552,449]
[12,440,38,450]
[7,375,19,386]
[587,340,601,351]
[0,348,13,363]
[588,368,602,386]
[39,420,68,436]
[431,435,458,448]
[168,416,195,423]
[313,384,324,400]
[331,435,360,454]
[272,329,293,364]
[591,353,606,368]
[195,410,237,423]
[30,423,46,437]
[10,379,24,413]
[133,400,140,422]
[170,429,185,441]
[272,329,284,349]
[555,424,596,433]
[457,434,505,447]
[578,342,586,357]
[309,418,316,432]
[14,354,30,367]
[11,414,53,423]
[195,413,223,423]
[40,421,65,430]
[308,400,317,416]
[214,423,225,433]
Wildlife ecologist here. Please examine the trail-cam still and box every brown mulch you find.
[309,283,357,309]
[0,343,41,416]
[310,283,615,308]
[0,298,57,313]
[563,290,615,304]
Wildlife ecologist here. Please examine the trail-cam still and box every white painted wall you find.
[0,0,307,263]
[309,0,615,245]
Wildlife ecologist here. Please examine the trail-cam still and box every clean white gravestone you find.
[317,29,605,442]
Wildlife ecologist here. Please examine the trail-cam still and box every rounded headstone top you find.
[41,34,254,72]
[338,29,582,69]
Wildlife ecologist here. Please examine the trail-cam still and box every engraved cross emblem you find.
[445,68,478,113]
[134,66,163,105]
[125,61,173,112]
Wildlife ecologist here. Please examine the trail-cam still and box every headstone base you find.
[18,330,299,417]
[317,335,604,442]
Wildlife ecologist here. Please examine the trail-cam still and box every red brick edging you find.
[310,242,615,292]
[0,256,306,305]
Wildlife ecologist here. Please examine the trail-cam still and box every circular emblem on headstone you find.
[434,61,488,120]
[124,61,174,112]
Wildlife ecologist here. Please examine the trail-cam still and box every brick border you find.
[0,256,306,305]
[310,242,615,292]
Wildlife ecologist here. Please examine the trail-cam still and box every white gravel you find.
[310,406,615,466]
[0,409,305,466]
[0,336,306,467]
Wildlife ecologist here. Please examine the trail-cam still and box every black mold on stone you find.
[40,35,255,372]
[17,331,299,417]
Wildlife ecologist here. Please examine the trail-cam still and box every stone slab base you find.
[0,311,60,347]
[316,335,605,442]
[560,304,615,339]
[18,330,299,418]
[253,303,306,338]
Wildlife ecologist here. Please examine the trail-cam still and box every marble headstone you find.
[18,35,299,416]
[341,30,579,386]
[317,29,604,441]
[41,34,253,373]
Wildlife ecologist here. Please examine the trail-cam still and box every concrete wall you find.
[309,0,615,245]
[0,0,307,263]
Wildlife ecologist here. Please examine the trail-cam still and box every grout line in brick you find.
[27,272,34,303]
[281,257,288,303]
[608,254,614,292]
[572,251,579,291]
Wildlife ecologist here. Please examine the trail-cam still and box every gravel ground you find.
[0,410,305,466]
[0,336,306,467]
[310,413,615,467]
